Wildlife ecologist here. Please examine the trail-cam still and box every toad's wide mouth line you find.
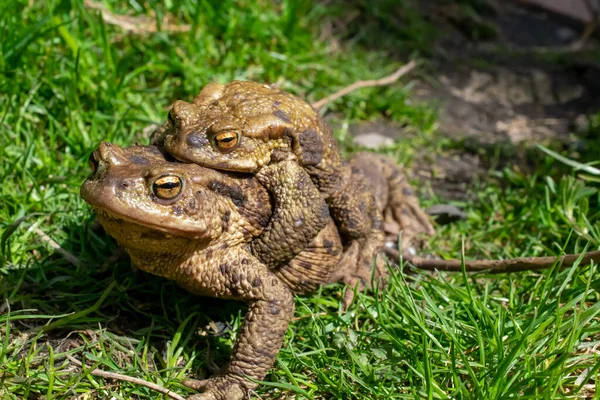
[94,208,207,239]
[80,182,209,239]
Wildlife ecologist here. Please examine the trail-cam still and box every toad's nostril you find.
[122,182,130,189]
[168,108,176,127]
[88,151,100,173]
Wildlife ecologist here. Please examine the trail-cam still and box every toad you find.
[81,142,345,399]
[151,81,434,286]
[80,142,427,399]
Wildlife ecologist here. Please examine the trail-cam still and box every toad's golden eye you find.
[213,131,239,152]
[152,175,183,200]
[88,150,99,174]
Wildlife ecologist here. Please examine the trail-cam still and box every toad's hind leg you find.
[349,152,434,254]
[326,173,388,307]
[326,153,434,307]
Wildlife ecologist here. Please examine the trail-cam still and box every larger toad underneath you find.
[81,142,431,399]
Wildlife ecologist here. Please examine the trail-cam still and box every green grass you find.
[1,1,599,399]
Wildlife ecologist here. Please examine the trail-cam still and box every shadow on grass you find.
[1,218,246,385]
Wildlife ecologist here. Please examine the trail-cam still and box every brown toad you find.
[152,81,434,290]
[81,142,344,400]
[80,142,427,399]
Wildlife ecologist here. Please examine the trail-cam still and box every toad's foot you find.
[383,189,434,255]
[184,376,246,400]
[349,152,434,255]
[388,170,434,253]
[329,237,388,309]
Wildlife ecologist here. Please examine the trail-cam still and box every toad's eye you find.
[152,175,183,200]
[88,150,99,174]
[213,131,239,152]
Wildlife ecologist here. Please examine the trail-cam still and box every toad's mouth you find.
[94,208,207,239]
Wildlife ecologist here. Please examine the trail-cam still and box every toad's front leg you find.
[251,159,330,269]
[181,251,295,400]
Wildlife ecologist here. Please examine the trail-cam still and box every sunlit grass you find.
[1,1,599,399]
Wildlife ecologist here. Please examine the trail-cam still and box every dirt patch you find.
[452,4,597,136]
[349,1,599,200]
[418,1,599,145]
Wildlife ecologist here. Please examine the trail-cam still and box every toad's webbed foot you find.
[184,376,246,400]
[384,171,434,254]
[348,152,434,255]
[329,233,388,309]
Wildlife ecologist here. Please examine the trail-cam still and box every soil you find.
[348,1,600,201]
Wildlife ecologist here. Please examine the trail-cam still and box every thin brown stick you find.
[66,354,186,400]
[34,228,80,266]
[311,61,418,110]
[384,248,600,273]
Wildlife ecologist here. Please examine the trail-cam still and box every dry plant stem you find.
[34,228,80,266]
[141,61,417,133]
[66,355,186,400]
[311,61,418,109]
[572,21,598,49]
[385,249,600,273]
[477,41,598,55]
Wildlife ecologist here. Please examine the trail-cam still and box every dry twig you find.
[385,248,600,273]
[84,0,191,34]
[311,61,417,109]
[33,228,80,266]
[66,354,186,400]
